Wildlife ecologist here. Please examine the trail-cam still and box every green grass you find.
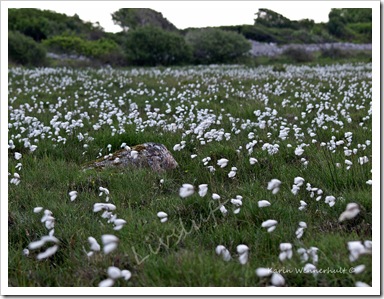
[8,62,372,287]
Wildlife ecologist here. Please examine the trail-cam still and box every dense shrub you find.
[8,31,47,66]
[124,26,192,66]
[282,47,314,63]
[185,28,251,64]
[43,35,126,66]
[9,8,104,42]
[320,47,351,59]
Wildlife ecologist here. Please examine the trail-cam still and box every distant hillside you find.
[8,8,107,41]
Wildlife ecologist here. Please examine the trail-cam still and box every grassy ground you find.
[8,62,372,287]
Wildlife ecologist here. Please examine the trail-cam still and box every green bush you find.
[320,47,351,59]
[8,31,47,66]
[43,35,126,66]
[185,28,251,64]
[124,26,192,66]
[282,47,314,63]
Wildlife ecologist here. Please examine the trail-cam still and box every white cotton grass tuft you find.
[255,267,272,278]
[179,183,195,198]
[355,281,371,287]
[228,167,237,178]
[270,273,285,286]
[279,243,293,262]
[215,245,231,261]
[198,184,208,197]
[68,190,78,201]
[261,219,278,233]
[249,157,258,165]
[219,205,228,216]
[14,152,22,160]
[267,179,281,194]
[33,207,43,213]
[352,264,366,275]
[36,245,59,260]
[236,244,249,265]
[217,158,229,168]
[212,193,221,200]
[157,211,168,223]
[107,266,122,280]
[98,278,115,287]
[338,203,360,222]
[101,234,119,254]
[258,200,271,208]
[88,237,101,252]
[130,150,138,159]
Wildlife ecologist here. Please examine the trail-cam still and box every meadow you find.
[8,63,372,288]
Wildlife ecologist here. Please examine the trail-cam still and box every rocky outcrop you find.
[83,142,178,172]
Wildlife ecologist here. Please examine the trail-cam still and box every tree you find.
[254,9,298,29]
[8,31,47,66]
[124,26,191,66]
[185,28,251,64]
[111,8,177,31]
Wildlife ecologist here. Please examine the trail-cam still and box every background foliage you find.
[8,8,372,67]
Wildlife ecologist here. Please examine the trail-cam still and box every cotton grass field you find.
[7,63,373,289]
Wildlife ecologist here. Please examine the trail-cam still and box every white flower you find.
[157,211,168,219]
[99,187,110,195]
[297,248,309,262]
[121,270,132,280]
[295,147,304,156]
[249,157,258,165]
[36,245,59,260]
[108,266,122,280]
[270,273,285,286]
[324,196,336,207]
[22,248,29,256]
[294,177,305,187]
[219,205,228,215]
[352,265,365,274]
[258,200,271,208]
[98,278,115,287]
[131,150,138,159]
[68,190,78,201]
[355,281,370,287]
[217,158,229,168]
[102,234,119,245]
[267,179,281,194]
[179,183,195,198]
[88,237,101,252]
[33,207,43,213]
[261,219,278,228]
[291,184,300,195]
[190,154,197,159]
[299,221,307,228]
[237,244,249,265]
[215,245,231,261]
[14,152,22,160]
[212,193,220,200]
[279,243,293,261]
[339,203,360,222]
[198,184,208,197]
[228,170,237,178]
[256,267,272,278]
[173,144,181,151]
[303,263,317,275]
[103,242,118,255]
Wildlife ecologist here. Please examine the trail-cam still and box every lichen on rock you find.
[83,142,178,172]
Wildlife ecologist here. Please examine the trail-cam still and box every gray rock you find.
[83,142,178,172]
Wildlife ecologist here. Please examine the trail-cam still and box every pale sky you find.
[6,1,375,33]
